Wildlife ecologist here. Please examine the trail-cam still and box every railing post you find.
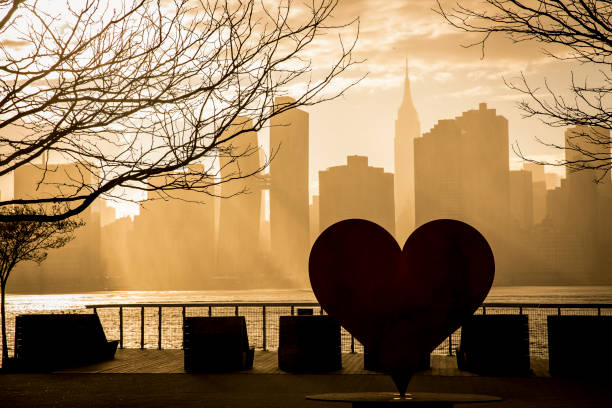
[181,306,186,350]
[93,307,97,315]
[598,307,601,316]
[140,306,145,349]
[519,307,523,315]
[291,305,295,316]
[235,306,239,316]
[482,306,486,315]
[208,306,212,317]
[119,307,124,349]
[158,306,162,350]
[557,307,561,316]
[351,334,355,354]
[262,305,267,351]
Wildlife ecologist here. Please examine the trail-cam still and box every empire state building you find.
[394,63,421,242]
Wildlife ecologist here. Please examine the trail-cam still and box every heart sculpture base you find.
[309,219,495,395]
[306,392,502,407]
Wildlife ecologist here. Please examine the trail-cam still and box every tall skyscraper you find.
[269,97,310,285]
[217,117,263,286]
[394,62,421,242]
[318,155,395,235]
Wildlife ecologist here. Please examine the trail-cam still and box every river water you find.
[3,286,612,358]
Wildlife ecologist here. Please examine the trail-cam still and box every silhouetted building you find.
[128,164,217,289]
[509,170,533,230]
[269,97,310,286]
[415,103,513,282]
[10,156,103,292]
[527,126,612,283]
[545,172,561,190]
[319,155,395,235]
[394,63,420,242]
[100,200,117,227]
[310,195,320,245]
[100,215,133,289]
[565,126,609,230]
[523,162,547,225]
[415,103,510,229]
[217,117,263,287]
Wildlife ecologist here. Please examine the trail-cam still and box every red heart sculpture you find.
[309,219,494,381]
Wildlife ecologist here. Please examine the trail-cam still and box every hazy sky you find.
[302,0,582,194]
[3,0,594,217]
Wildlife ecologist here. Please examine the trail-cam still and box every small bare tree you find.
[0,206,83,366]
[436,0,611,180]
[0,0,360,222]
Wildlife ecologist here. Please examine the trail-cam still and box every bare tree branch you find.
[0,0,362,222]
[436,0,611,179]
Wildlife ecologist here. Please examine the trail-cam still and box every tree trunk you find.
[1,279,7,366]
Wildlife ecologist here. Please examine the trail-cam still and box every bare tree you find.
[436,0,611,179]
[0,205,83,366]
[0,0,360,222]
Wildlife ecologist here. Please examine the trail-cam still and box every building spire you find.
[400,58,415,112]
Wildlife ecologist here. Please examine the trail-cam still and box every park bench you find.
[183,316,254,372]
[548,315,612,377]
[278,315,341,372]
[13,313,118,371]
[457,314,530,376]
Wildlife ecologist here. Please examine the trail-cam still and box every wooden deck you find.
[56,350,550,376]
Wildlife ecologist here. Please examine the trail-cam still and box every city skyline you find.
[6,93,611,292]
[0,0,589,219]
[0,91,575,222]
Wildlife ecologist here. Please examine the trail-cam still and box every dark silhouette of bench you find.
[183,316,254,372]
[13,313,118,371]
[457,314,530,376]
[548,315,612,377]
[364,347,430,372]
[278,315,341,372]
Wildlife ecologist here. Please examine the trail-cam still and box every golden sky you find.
[302,0,590,195]
[2,0,596,217]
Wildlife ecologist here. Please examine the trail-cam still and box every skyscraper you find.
[394,62,421,242]
[217,117,263,286]
[269,97,310,285]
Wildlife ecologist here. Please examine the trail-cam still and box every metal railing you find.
[85,302,612,359]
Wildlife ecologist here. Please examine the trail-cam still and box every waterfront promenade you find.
[1,351,609,408]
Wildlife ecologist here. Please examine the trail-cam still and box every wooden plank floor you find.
[57,350,550,377]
